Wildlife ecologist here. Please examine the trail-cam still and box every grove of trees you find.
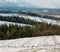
[0,15,60,40]
[0,16,36,25]
[0,22,60,40]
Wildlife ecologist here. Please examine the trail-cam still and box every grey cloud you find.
[0,0,60,8]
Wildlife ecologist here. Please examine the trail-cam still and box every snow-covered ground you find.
[0,14,60,52]
[0,21,32,27]
[0,13,18,16]
[0,13,60,26]
[19,15,60,26]
[48,15,60,18]
[0,35,60,52]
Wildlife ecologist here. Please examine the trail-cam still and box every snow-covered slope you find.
[19,15,60,26]
[0,13,18,16]
[0,21,32,26]
[0,13,60,26]
[0,35,60,52]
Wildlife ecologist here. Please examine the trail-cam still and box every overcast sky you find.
[0,0,60,8]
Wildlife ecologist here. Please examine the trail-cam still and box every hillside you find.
[0,35,60,52]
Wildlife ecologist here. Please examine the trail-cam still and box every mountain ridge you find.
[0,7,60,13]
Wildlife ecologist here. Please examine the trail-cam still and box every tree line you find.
[0,22,60,40]
[20,12,60,21]
[0,16,36,25]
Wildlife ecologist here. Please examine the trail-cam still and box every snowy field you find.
[0,35,60,52]
[0,21,32,26]
[19,15,60,26]
[0,13,60,26]
[0,13,18,16]
[0,13,60,52]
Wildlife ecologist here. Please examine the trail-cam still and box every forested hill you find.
[0,16,36,25]
[0,7,60,13]
[0,22,60,40]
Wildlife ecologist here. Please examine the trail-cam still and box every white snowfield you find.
[19,15,60,26]
[0,35,60,52]
[0,21,32,27]
[0,13,18,16]
[0,13,60,26]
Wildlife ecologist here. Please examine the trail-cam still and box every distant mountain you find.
[0,7,60,13]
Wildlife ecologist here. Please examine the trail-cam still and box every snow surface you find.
[19,15,60,26]
[0,21,32,27]
[0,14,60,52]
[0,13,60,26]
[0,35,60,52]
[0,13,18,16]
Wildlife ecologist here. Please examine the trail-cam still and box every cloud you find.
[25,0,60,8]
[0,0,60,8]
[5,0,15,3]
